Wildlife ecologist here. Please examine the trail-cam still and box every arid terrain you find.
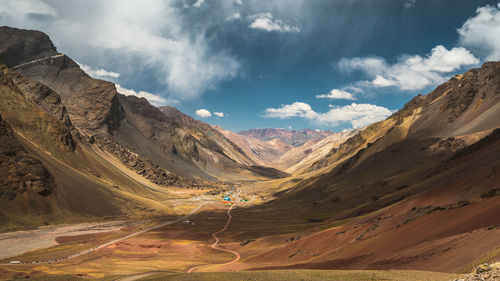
[0,24,499,281]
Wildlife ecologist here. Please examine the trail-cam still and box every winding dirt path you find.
[187,205,240,273]
[191,243,202,257]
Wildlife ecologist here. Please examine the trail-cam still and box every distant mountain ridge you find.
[239,128,333,147]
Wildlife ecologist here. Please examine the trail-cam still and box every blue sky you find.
[1,0,500,131]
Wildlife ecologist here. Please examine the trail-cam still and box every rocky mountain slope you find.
[216,126,341,170]
[158,106,255,167]
[0,61,130,231]
[228,61,500,272]
[213,125,293,165]
[0,26,288,231]
[272,129,357,173]
[239,128,332,147]
[0,26,284,182]
[0,113,55,201]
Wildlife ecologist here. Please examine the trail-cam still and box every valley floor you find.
[0,181,498,280]
[6,269,464,281]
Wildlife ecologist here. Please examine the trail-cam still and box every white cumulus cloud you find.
[264,102,318,119]
[320,103,393,128]
[0,0,240,101]
[115,84,176,107]
[213,112,225,117]
[316,89,357,100]
[78,63,120,79]
[192,0,205,8]
[371,75,397,87]
[196,109,212,118]
[263,102,392,128]
[458,3,500,60]
[226,12,241,21]
[249,13,300,33]
[338,45,479,90]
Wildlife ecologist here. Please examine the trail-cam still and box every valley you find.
[0,24,499,281]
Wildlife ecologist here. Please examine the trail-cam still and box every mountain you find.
[229,61,500,272]
[158,106,255,167]
[216,127,334,168]
[0,26,286,182]
[0,26,289,231]
[271,129,358,173]
[213,125,293,165]
[0,61,128,231]
[0,112,55,201]
[239,128,333,147]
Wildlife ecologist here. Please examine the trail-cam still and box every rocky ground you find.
[452,263,500,281]
[95,137,223,190]
[0,114,55,200]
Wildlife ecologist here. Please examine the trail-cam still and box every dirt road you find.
[0,203,207,266]
[187,205,240,273]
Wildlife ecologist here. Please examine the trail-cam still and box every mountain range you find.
[0,26,498,280]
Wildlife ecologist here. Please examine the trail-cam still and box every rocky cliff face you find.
[11,54,124,137]
[0,113,55,201]
[159,106,255,166]
[0,27,123,137]
[0,26,286,183]
[0,63,76,153]
[0,26,57,67]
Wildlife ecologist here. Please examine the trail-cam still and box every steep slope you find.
[0,113,55,202]
[0,63,156,231]
[158,106,255,167]
[0,26,285,182]
[272,129,357,173]
[227,61,500,272]
[0,26,122,137]
[216,126,353,173]
[283,61,500,217]
[310,63,500,173]
[213,125,293,165]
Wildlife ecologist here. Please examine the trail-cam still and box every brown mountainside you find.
[229,61,500,272]
[239,128,332,147]
[213,125,293,165]
[0,26,285,182]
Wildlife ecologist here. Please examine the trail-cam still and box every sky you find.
[1,0,500,132]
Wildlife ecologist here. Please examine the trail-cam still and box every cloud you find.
[458,3,500,60]
[404,0,416,9]
[249,13,300,33]
[264,102,318,119]
[338,45,479,90]
[316,89,357,100]
[115,84,177,107]
[78,63,120,79]
[263,102,392,128]
[196,109,212,118]
[192,0,205,8]
[0,0,57,18]
[0,0,240,101]
[320,103,392,128]
[371,75,397,87]
[226,12,241,21]
[213,112,225,117]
